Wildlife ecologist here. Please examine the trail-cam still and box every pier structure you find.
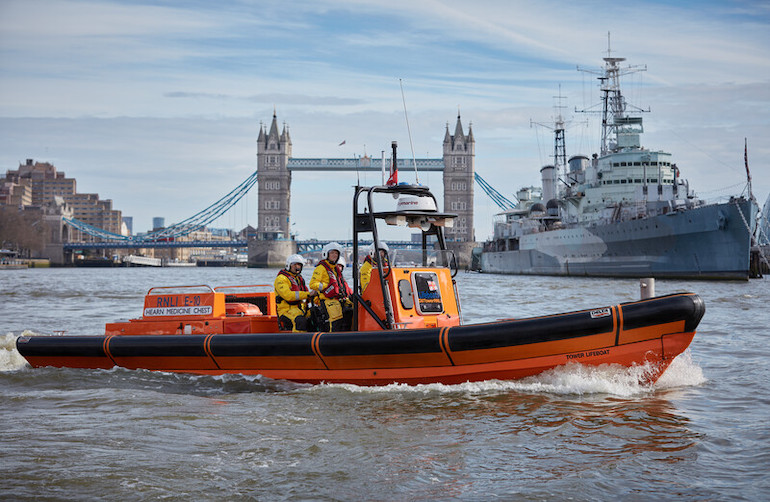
[251,112,476,267]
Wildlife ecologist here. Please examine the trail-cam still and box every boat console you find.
[351,183,460,331]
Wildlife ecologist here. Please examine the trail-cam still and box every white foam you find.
[0,332,32,371]
[311,357,704,398]
[654,350,707,388]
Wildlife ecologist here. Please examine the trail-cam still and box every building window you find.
[263,216,281,229]
[264,155,279,170]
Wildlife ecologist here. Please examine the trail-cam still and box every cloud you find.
[164,91,364,106]
[1,0,768,238]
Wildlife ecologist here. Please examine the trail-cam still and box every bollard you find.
[640,278,655,299]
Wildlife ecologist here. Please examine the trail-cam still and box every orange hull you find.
[16,293,704,386]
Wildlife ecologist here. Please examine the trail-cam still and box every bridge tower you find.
[250,111,296,267]
[442,113,475,243]
[256,111,292,238]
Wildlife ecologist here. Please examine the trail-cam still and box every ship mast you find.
[531,85,569,194]
[553,91,567,174]
[577,33,648,156]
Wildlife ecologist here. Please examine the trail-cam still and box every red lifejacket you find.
[319,260,352,299]
[277,269,308,305]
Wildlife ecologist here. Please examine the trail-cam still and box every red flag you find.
[386,168,398,186]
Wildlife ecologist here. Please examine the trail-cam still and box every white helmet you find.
[368,241,389,256]
[285,254,305,269]
[321,242,344,261]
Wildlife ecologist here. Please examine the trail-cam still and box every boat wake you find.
[1,332,33,372]
[654,350,706,389]
[314,351,706,398]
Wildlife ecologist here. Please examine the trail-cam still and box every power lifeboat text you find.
[566,349,610,360]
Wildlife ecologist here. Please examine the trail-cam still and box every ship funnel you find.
[540,165,557,203]
[568,156,589,173]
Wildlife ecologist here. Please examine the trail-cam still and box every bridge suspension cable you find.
[147,170,258,239]
[63,216,130,241]
[474,172,517,210]
[65,170,259,242]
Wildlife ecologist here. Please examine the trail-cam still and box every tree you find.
[0,206,49,257]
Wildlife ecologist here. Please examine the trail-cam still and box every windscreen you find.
[389,249,457,271]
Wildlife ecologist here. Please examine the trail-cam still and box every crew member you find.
[309,242,353,331]
[360,241,389,293]
[274,254,317,332]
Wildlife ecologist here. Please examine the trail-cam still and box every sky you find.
[1,0,769,241]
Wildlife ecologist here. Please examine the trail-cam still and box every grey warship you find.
[481,50,758,280]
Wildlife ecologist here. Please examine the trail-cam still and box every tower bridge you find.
[251,111,476,267]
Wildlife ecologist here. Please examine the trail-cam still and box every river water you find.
[1,267,768,500]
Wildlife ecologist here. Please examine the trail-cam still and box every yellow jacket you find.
[274,269,312,318]
[360,255,389,292]
[360,258,373,292]
[310,259,350,301]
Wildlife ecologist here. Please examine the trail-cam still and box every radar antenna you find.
[576,32,649,155]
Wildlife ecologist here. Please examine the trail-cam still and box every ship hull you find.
[481,199,757,280]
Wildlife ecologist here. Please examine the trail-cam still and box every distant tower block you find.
[442,113,475,243]
[256,111,292,239]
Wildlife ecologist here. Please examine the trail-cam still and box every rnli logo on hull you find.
[590,307,611,319]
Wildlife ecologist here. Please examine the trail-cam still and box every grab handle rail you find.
[147,285,215,295]
[213,284,273,293]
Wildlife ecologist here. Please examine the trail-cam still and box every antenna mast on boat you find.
[400,79,420,184]
[576,32,648,156]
